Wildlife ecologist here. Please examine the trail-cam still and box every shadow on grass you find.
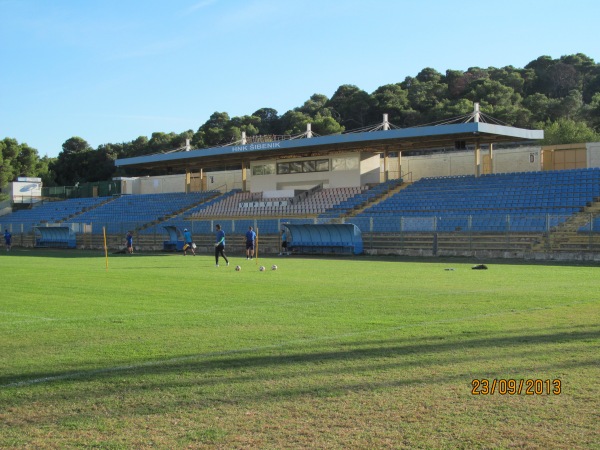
[4,248,600,266]
[0,326,597,430]
[297,253,600,268]
[1,249,177,258]
[2,326,597,392]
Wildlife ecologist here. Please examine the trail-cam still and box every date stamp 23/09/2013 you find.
[471,379,561,395]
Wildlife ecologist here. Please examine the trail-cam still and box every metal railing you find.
[4,212,600,254]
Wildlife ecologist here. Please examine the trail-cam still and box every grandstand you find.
[2,167,600,256]
[62,191,220,234]
[2,108,600,258]
[351,168,600,233]
[0,196,109,232]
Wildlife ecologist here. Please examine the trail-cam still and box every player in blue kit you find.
[245,226,256,260]
[214,224,229,267]
[4,229,11,252]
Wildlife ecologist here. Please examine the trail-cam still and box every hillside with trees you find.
[2,53,600,188]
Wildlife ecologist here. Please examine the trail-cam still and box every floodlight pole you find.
[255,227,259,264]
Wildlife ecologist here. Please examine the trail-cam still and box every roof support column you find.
[185,168,191,193]
[383,149,389,182]
[200,168,207,191]
[474,140,481,177]
[398,151,402,180]
[242,161,248,192]
[489,143,494,174]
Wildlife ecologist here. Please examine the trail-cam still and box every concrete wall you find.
[204,169,243,193]
[587,142,600,168]
[135,174,186,194]
[492,145,542,173]
[384,144,542,181]
[114,171,243,195]
[249,152,370,192]
[360,154,381,185]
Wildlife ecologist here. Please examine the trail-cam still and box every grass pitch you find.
[0,249,598,449]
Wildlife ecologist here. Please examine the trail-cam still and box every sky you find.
[1,0,599,158]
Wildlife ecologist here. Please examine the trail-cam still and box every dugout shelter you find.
[34,226,77,249]
[162,225,185,251]
[283,223,363,255]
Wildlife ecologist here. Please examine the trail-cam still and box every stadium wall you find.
[115,171,243,195]
[249,153,380,191]
[386,145,542,181]
[204,169,243,192]
[587,142,600,168]
[134,174,186,194]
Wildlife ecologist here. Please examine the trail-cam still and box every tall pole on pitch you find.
[103,226,108,271]
[255,227,259,264]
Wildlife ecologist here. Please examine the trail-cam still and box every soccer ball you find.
[259,266,266,271]
[191,243,197,249]
[235,265,241,271]
[271,264,278,271]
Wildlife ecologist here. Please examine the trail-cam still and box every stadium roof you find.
[115,121,544,172]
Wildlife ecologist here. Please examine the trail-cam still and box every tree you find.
[404,77,449,122]
[88,145,117,182]
[445,69,467,98]
[61,136,91,156]
[525,55,555,96]
[191,129,206,149]
[51,137,93,186]
[538,118,600,145]
[311,113,344,135]
[297,94,330,117]
[429,98,473,121]
[547,62,580,98]
[558,90,584,120]
[252,108,280,135]
[198,112,231,146]
[415,67,443,83]
[36,155,57,187]
[583,92,600,131]
[326,84,374,128]
[523,93,555,123]
[228,115,260,139]
[489,66,526,95]
[369,84,411,125]
[15,144,39,177]
[0,138,20,186]
[279,110,311,135]
[0,138,53,188]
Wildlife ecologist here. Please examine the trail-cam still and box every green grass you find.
[1,249,598,449]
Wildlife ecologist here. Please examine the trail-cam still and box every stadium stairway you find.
[533,200,600,252]
[135,191,223,232]
[61,196,117,222]
[342,182,412,218]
